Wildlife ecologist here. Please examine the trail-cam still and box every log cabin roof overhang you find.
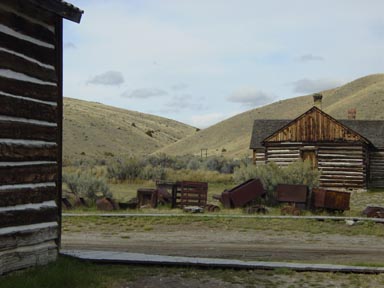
[261,107,373,148]
[28,0,83,23]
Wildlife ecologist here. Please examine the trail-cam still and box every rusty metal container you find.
[137,188,157,208]
[225,178,265,208]
[362,206,384,218]
[312,188,350,211]
[220,190,232,208]
[276,184,309,209]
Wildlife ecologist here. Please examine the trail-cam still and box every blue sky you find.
[63,0,384,128]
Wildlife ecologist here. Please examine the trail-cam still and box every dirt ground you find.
[62,222,384,265]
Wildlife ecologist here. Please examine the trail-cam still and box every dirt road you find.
[62,224,384,265]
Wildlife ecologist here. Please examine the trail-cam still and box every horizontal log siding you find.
[317,145,366,189]
[0,2,60,274]
[369,150,384,188]
[0,241,57,275]
[0,185,56,206]
[0,222,58,252]
[253,148,266,165]
[266,145,301,166]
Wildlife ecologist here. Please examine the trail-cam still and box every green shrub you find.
[107,158,143,181]
[140,165,166,181]
[186,158,201,170]
[63,172,111,201]
[165,169,233,184]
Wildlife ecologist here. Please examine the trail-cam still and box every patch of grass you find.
[62,216,384,237]
[0,256,108,288]
[3,257,384,288]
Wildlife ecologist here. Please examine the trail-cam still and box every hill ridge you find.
[157,73,384,158]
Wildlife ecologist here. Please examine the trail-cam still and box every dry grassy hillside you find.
[63,98,197,164]
[157,74,384,158]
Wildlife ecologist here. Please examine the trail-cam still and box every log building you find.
[250,95,384,190]
[0,0,82,274]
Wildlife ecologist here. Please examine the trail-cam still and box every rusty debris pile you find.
[62,177,383,218]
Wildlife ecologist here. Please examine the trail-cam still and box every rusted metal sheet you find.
[205,204,220,212]
[276,184,309,206]
[228,178,265,208]
[220,190,232,208]
[312,188,350,211]
[220,179,265,208]
[137,188,157,208]
[156,180,178,208]
[362,206,384,218]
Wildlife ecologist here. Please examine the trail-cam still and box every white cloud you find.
[87,71,124,86]
[166,94,204,110]
[122,88,167,99]
[227,87,275,107]
[291,78,343,94]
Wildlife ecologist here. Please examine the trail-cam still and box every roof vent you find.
[313,93,323,110]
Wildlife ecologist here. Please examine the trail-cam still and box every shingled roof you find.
[28,0,83,23]
[340,120,384,148]
[249,119,290,149]
[250,118,384,149]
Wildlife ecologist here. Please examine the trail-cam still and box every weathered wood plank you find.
[0,241,57,275]
[0,223,58,251]
[318,146,363,150]
[0,8,55,45]
[0,142,57,162]
[0,32,55,66]
[0,50,57,82]
[0,164,57,185]
[318,162,362,167]
[0,206,57,228]
[0,185,56,206]
[0,76,57,101]
[318,153,364,158]
[0,94,57,121]
[0,0,56,25]
[0,120,57,141]
[319,167,364,172]
[268,157,300,161]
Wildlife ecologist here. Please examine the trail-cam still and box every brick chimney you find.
[348,108,356,120]
[313,93,323,110]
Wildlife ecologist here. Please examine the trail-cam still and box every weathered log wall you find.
[369,150,384,188]
[253,148,266,165]
[262,144,367,189]
[317,145,366,189]
[265,145,301,166]
[0,1,61,275]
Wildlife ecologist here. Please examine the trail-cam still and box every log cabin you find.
[250,94,384,190]
[0,0,82,274]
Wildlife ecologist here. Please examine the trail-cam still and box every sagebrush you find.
[63,171,111,201]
